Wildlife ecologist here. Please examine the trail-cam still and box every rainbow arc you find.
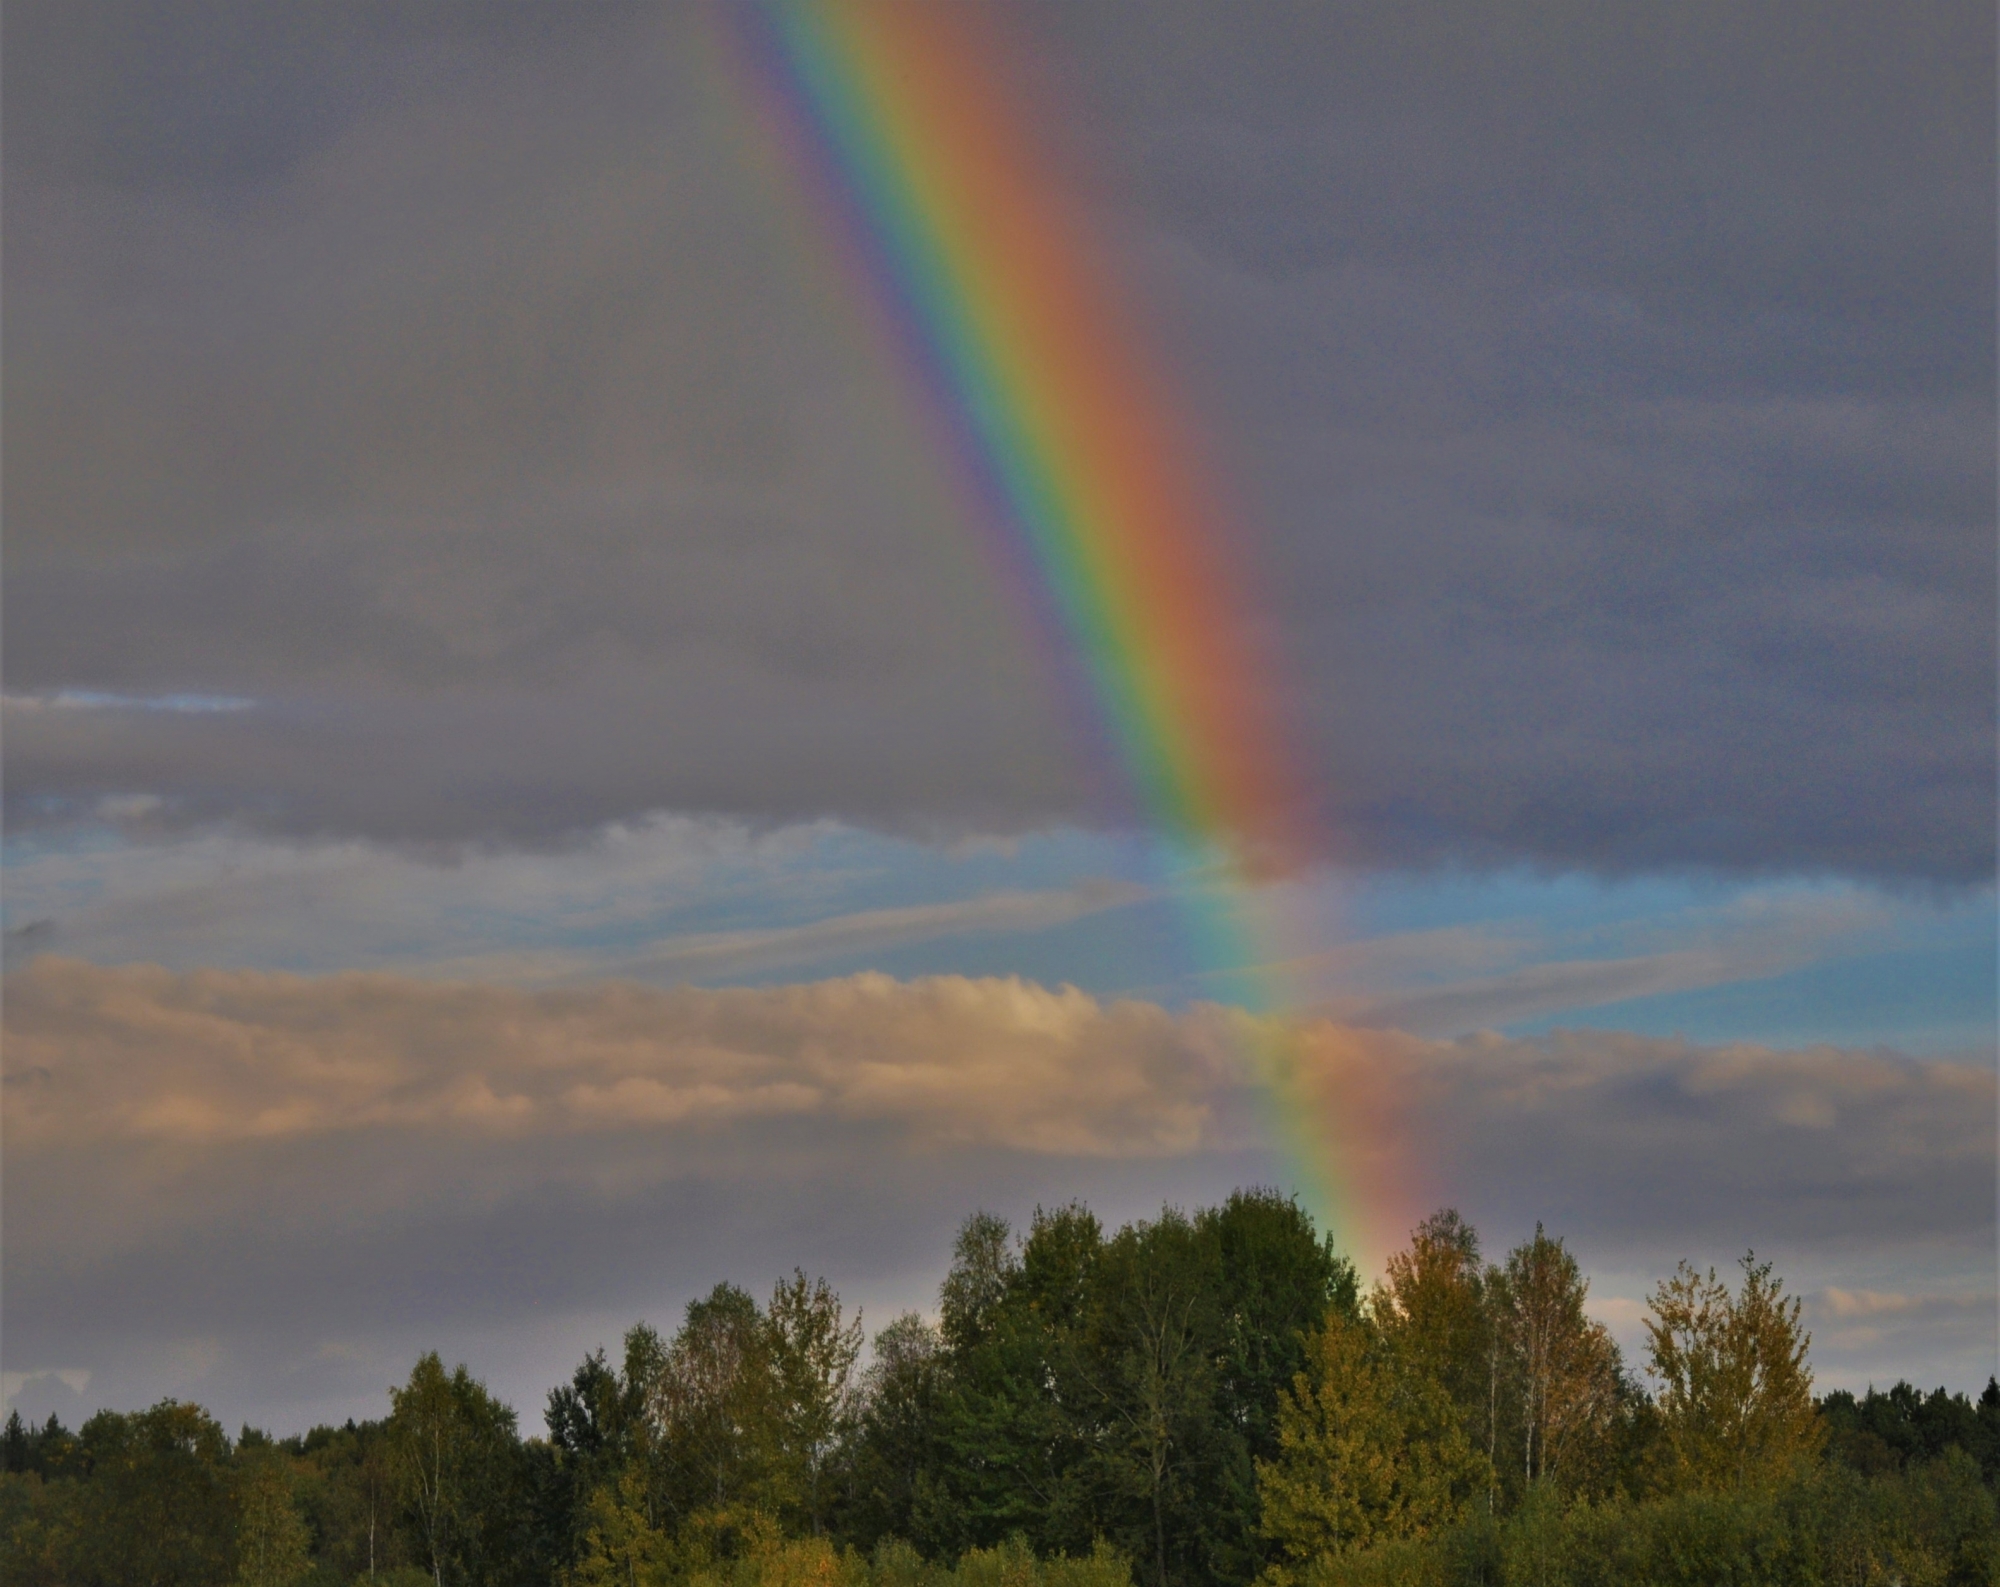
[721,0,1393,1269]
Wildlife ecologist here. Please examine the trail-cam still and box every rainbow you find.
[720,0,1392,1268]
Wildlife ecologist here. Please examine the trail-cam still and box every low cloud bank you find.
[8,956,1988,1256]
[4,957,1242,1158]
[4,957,1992,1425]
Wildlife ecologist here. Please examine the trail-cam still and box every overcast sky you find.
[3,0,1994,1433]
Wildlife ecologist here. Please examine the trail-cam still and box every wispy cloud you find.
[1811,1288,1999,1362]
[3,690,255,714]
[0,818,1149,987]
[426,879,1150,985]
[1290,886,1904,1035]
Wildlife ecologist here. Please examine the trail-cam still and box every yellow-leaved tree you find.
[1644,1252,1824,1492]
[1256,1307,1488,1576]
[234,1449,311,1587]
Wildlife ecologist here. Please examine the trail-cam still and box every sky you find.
[3,0,1994,1435]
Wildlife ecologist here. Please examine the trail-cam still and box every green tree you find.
[1256,1308,1485,1570]
[1190,1191,1357,1587]
[234,1449,311,1587]
[546,1330,667,1568]
[1087,1209,1223,1587]
[1372,1210,1495,1506]
[940,1211,1021,1355]
[840,1312,948,1547]
[0,1467,85,1587]
[919,1195,1352,1585]
[387,1352,525,1587]
[922,1211,1069,1555]
[761,1269,863,1534]
[73,1401,237,1587]
[294,1418,411,1581]
[650,1283,769,1521]
[564,1465,673,1587]
[1645,1251,1823,1493]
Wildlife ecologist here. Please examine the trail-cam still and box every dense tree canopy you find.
[2,1190,1994,1586]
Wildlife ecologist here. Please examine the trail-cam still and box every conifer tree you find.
[1256,1308,1486,1571]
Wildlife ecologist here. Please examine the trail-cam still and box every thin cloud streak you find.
[426,879,1152,985]
[1283,885,1911,1035]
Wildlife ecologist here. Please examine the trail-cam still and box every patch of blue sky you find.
[1325,866,1996,1055]
[1336,864,1772,941]
[3,816,1987,1062]
[1498,917,1996,1056]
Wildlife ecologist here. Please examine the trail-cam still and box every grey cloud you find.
[3,2,1992,878]
[5,958,1991,1428]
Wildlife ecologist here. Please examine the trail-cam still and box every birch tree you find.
[1496,1226,1623,1495]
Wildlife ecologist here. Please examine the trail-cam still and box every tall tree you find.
[840,1312,948,1548]
[1087,1209,1222,1587]
[1196,1189,1356,1587]
[233,1449,311,1587]
[73,1401,237,1587]
[940,1212,1020,1355]
[1646,1252,1823,1492]
[1495,1226,1624,1497]
[761,1269,863,1535]
[1257,1308,1485,1570]
[386,1353,524,1587]
[1373,1209,1496,1508]
[924,1211,1071,1555]
[543,1335,663,1571]
[294,1418,410,1582]
[650,1284,768,1521]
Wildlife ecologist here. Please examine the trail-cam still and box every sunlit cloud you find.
[6,956,1990,1422]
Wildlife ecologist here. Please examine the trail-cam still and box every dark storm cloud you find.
[5,1,1991,877]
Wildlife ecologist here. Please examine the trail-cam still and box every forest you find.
[3,1190,1996,1586]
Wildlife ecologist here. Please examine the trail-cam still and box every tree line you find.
[2,1189,1995,1585]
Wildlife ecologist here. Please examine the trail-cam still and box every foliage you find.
[1821,1377,2000,1486]
[842,1313,949,1549]
[1305,1454,1999,1586]
[764,1269,866,1535]
[293,1416,415,1580]
[234,1448,312,1587]
[1258,1308,1488,1569]
[4,1193,1994,1587]
[1644,1253,1824,1493]
[387,1351,532,1586]
[1492,1225,1627,1502]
